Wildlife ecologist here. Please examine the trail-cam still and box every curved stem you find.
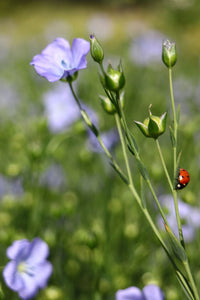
[68,81,128,183]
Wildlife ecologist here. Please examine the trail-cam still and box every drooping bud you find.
[162,40,177,68]
[99,95,116,115]
[135,106,167,139]
[105,62,125,92]
[89,34,104,64]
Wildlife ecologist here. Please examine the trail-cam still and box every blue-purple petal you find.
[3,238,53,299]
[26,238,50,265]
[31,37,90,81]
[116,287,144,300]
[19,272,38,299]
[71,38,90,68]
[31,54,64,82]
[3,261,24,292]
[76,55,88,70]
[33,262,53,288]
[6,239,30,260]
[142,284,164,300]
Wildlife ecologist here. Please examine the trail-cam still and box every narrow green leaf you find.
[128,132,139,156]
[127,143,135,156]
[137,160,149,181]
[177,151,182,169]
[169,125,176,147]
[81,110,99,136]
[176,270,195,300]
[165,224,187,262]
[109,162,128,185]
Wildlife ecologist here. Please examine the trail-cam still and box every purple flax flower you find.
[30,37,90,82]
[116,284,164,300]
[3,238,53,299]
[87,128,119,153]
[43,83,81,132]
[129,30,164,67]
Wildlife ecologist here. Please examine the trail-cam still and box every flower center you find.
[17,261,27,273]
[61,59,71,69]
[17,261,34,276]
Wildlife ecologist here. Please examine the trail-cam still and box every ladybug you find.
[175,168,190,190]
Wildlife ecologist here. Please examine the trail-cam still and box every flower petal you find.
[71,38,90,68]
[31,54,64,82]
[33,261,53,288]
[6,239,30,260]
[26,238,50,265]
[3,261,24,292]
[142,284,164,300]
[18,272,38,300]
[30,38,73,82]
[115,287,144,300]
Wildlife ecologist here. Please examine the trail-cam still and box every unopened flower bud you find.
[89,34,104,64]
[162,40,177,68]
[105,62,125,92]
[135,106,167,139]
[99,95,116,114]
[119,90,125,109]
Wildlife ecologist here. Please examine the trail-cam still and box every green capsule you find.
[135,106,167,139]
[162,40,177,68]
[105,62,125,92]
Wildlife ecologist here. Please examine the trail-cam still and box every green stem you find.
[117,100,170,227]
[115,114,133,187]
[156,139,174,192]
[169,68,185,247]
[68,81,128,183]
[115,113,171,255]
[183,260,200,300]
[169,68,177,178]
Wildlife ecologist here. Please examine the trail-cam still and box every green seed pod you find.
[162,40,177,68]
[105,62,125,92]
[99,95,116,115]
[135,106,167,139]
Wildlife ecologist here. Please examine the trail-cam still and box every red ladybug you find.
[175,168,190,190]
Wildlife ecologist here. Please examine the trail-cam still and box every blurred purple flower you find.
[87,13,114,41]
[3,238,53,299]
[30,37,90,82]
[157,195,200,242]
[116,284,164,300]
[0,174,23,199]
[87,128,119,153]
[43,83,81,132]
[40,163,66,190]
[129,30,164,66]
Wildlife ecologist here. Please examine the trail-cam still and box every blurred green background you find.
[0,0,200,299]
